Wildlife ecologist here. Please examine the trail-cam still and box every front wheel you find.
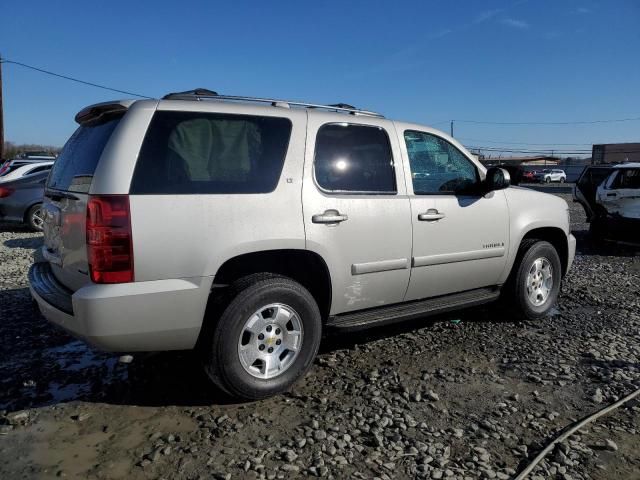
[560,177,565,183]
[202,274,322,400]
[505,240,561,319]
[545,177,551,183]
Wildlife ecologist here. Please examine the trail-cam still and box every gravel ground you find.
[1,193,639,480]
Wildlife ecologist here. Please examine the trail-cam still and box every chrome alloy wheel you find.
[31,206,44,230]
[526,257,553,306]
[237,303,304,379]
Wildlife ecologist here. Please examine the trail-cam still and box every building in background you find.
[592,143,640,164]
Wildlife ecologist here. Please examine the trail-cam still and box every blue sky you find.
[1,0,639,156]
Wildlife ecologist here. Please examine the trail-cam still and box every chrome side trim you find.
[351,258,409,275]
[413,247,505,267]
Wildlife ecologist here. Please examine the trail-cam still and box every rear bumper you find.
[29,262,211,352]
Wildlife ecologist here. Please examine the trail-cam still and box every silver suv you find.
[29,89,576,400]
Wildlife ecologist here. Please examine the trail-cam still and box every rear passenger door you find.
[302,115,412,315]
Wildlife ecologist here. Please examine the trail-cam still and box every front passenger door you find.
[400,130,510,301]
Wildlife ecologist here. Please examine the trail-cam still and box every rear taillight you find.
[0,187,14,198]
[86,195,134,283]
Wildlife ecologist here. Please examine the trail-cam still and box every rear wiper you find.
[45,189,79,201]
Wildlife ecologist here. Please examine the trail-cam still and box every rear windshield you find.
[130,111,292,194]
[47,115,122,193]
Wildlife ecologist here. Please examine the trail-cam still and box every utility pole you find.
[450,120,454,137]
[0,54,4,160]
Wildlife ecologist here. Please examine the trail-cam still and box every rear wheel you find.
[545,177,551,183]
[202,274,322,400]
[27,203,44,231]
[560,177,565,183]
[505,240,561,319]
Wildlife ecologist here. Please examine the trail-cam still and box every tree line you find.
[2,141,61,160]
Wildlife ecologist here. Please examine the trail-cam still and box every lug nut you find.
[266,325,272,332]
[276,339,281,345]
[268,347,274,353]
[259,344,265,351]
[258,333,264,340]
[275,328,281,335]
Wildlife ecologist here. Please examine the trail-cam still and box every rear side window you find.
[314,123,396,193]
[130,111,292,194]
[47,116,122,193]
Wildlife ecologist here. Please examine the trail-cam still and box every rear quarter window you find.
[130,111,292,194]
[47,115,122,193]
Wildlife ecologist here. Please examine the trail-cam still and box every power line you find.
[468,145,640,154]
[467,146,596,155]
[465,146,593,155]
[458,136,593,146]
[453,116,640,125]
[0,57,153,99]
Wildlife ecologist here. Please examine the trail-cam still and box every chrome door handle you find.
[418,209,445,221]
[312,209,348,224]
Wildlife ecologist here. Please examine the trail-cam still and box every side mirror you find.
[485,167,511,192]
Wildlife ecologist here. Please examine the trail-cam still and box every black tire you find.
[202,274,322,400]
[26,203,44,231]
[545,177,551,183]
[504,240,562,320]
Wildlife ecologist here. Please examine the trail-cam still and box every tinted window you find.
[404,130,478,194]
[612,168,640,189]
[47,116,122,193]
[131,111,291,194]
[314,124,396,193]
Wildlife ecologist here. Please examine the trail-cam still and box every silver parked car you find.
[29,90,576,400]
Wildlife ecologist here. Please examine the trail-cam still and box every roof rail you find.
[161,88,384,118]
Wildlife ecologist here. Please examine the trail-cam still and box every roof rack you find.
[161,89,384,118]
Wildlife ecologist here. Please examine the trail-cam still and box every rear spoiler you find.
[74,100,135,125]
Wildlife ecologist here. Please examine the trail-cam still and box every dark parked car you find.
[0,171,48,230]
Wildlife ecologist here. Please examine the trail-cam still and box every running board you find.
[327,287,501,331]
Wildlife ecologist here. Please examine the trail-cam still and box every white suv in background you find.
[536,169,567,183]
[29,89,576,400]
